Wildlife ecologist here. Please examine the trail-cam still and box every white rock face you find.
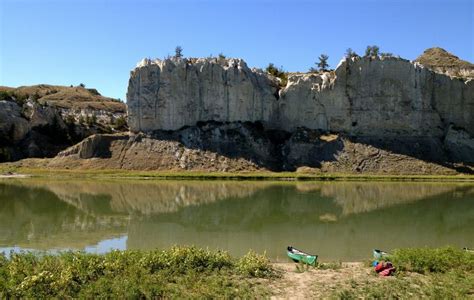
[127,57,278,132]
[127,56,474,138]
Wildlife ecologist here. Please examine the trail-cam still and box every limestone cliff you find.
[25,50,474,174]
[127,55,474,139]
[127,57,278,132]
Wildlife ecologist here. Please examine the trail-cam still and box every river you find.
[0,179,473,261]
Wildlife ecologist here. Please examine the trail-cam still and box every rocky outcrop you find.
[0,100,30,142]
[123,54,474,173]
[50,122,468,174]
[127,56,474,140]
[127,58,278,132]
[415,47,474,79]
[0,86,128,162]
[280,57,474,137]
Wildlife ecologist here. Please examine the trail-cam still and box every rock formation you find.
[0,85,127,162]
[127,55,473,138]
[18,49,474,174]
[127,58,278,132]
[415,47,474,79]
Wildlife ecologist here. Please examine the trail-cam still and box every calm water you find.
[0,179,473,261]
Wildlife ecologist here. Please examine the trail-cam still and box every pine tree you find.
[175,46,183,59]
[317,54,329,71]
[345,48,358,59]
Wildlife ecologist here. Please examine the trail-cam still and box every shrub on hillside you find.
[391,246,474,273]
[236,250,273,277]
[265,63,288,87]
[0,247,274,298]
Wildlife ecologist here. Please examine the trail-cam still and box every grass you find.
[0,84,125,113]
[416,47,474,70]
[1,163,474,182]
[333,247,474,299]
[1,245,473,298]
[0,246,275,298]
[390,246,474,274]
[336,271,474,299]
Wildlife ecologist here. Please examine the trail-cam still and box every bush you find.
[236,250,273,277]
[0,90,13,101]
[265,63,288,87]
[364,45,380,57]
[345,48,359,59]
[85,114,97,126]
[0,247,273,298]
[113,116,127,130]
[390,246,474,273]
[64,115,75,125]
[175,46,183,59]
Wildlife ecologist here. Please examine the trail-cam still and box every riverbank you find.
[1,161,474,182]
[1,247,472,298]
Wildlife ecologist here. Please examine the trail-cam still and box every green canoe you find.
[287,246,318,265]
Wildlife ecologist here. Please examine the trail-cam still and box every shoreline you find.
[1,166,474,182]
[1,247,472,298]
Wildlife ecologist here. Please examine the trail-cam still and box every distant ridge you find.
[0,84,125,113]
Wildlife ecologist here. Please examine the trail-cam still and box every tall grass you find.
[335,247,474,299]
[390,246,474,273]
[0,246,274,298]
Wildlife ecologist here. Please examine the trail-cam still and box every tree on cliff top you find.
[175,46,183,59]
[309,54,329,72]
[365,45,380,57]
[318,54,329,71]
[345,48,359,59]
[266,63,287,87]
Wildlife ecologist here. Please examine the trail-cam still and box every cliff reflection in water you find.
[0,179,473,261]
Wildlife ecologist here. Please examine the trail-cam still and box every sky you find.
[1,0,473,101]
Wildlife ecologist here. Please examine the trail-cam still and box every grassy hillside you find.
[0,84,125,113]
[415,47,474,71]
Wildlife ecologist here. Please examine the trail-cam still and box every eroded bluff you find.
[127,56,473,139]
[50,55,474,174]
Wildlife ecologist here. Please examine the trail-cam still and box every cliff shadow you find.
[145,122,473,174]
[345,135,474,174]
[148,121,344,172]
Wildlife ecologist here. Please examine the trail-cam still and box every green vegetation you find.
[0,90,13,101]
[309,54,330,72]
[266,63,288,87]
[0,85,125,113]
[317,54,330,71]
[345,48,359,59]
[380,52,394,58]
[0,89,28,106]
[113,115,128,130]
[236,250,274,277]
[390,246,474,274]
[334,247,474,299]
[364,45,380,57]
[415,47,474,71]
[85,114,97,126]
[0,246,274,298]
[1,164,473,182]
[175,46,183,59]
[336,272,474,299]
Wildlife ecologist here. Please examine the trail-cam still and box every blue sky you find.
[1,0,472,101]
